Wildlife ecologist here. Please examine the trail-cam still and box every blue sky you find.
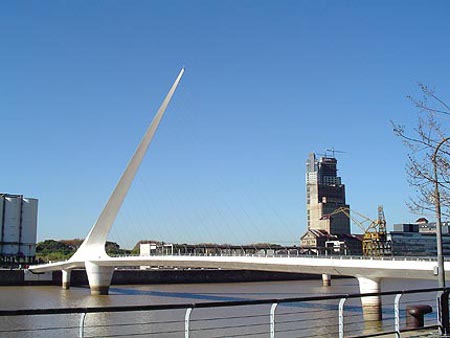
[2,1,450,248]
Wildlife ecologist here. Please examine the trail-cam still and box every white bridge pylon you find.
[30,69,442,315]
[30,68,185,294]
[72,68,185,263]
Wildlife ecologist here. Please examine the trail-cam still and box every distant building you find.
[140,242,174,256]
[0,193,38,262]
[335,233,364,255]
[301,229,335,248]
[300,229,362,255]
[305,153,350,235]
[140,242,174,269]
[390,217,450,256]
[393,218,450,235]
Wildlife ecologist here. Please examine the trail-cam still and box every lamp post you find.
[432,136,450,334]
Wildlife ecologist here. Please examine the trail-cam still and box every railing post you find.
[394,293,402,338]
[79,312,87,338]
[443,289,450,335]
[339,298,346,338]
[185,307,193,338]
[270,302,278,338]
[437,290,450,335]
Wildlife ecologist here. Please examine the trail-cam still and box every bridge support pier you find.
[62,269,71,289]
[322,274,331,286]
[85,262,114,295]
[357,276,382,321]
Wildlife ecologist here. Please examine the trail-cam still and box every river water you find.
[0,278,439,337]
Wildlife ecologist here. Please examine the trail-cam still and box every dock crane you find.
[326,206,391,256]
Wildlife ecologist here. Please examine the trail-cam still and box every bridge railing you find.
[0,287,445,337]
[112,251,442,262]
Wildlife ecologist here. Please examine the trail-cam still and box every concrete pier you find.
[357,276,382,321]
[62,269,71,289]
[322,273,331,286]
[85,262,114,295]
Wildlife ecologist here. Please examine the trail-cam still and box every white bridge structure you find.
[29,68,446,316]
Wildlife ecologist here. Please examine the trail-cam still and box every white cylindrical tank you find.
[20,198,38,257]
[2,196,22,255]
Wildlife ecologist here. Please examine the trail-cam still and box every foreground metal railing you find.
[0,287,446,337]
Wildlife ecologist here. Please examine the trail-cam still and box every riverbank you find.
[0,268,323,286]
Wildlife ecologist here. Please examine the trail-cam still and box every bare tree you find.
[392,84,450,218]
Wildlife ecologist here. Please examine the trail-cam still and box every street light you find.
[432,136,450,334]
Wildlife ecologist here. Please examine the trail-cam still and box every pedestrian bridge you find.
[28,69,444,317]
[30,252,444,308]
[31,253,443,281]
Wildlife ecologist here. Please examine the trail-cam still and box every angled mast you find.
[71,68,184,260]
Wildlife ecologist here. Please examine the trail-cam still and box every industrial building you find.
[305,153,350,234]
[0,193,38,264]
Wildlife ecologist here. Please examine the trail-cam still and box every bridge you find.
[29,68,445,318]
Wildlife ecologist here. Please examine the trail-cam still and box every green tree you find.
[36,240,75,262]
[36,239,131,261]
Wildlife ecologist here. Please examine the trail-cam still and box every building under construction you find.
[305,153,350,235]
[301,153,391,256]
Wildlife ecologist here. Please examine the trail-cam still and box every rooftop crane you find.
[326,205,391,256]
[326,147,346,158]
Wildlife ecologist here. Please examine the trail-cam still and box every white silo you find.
[0,194,39,258]
[2,195,22,255]
[20,198,38,257]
